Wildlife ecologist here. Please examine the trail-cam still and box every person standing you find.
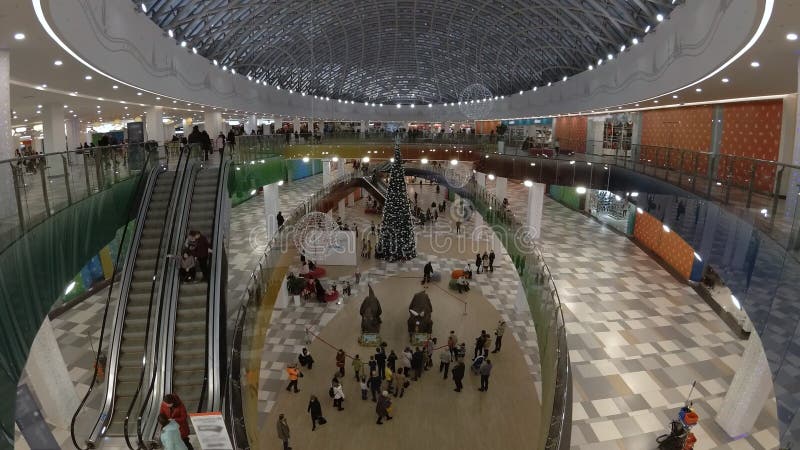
[200,129,212,161]
[215,132,226,155]
[298,348,314,369]
[478,359,493,392]
[474,330,486,359]
[188,230,211,282]
[352,354,363,381]
[483,332,493,357]
[488,250,496,272]
[276,414,291,450]
[360,377,368,400]
[387,350,397,373]
[332,379,345,411]
[368,370,382,402]
[423,261,433,284]
[482,252,489,271]
[375,391,393,425]
[276,212,285,229]
[393,368,407,398]
[335,349,346,377]
[424,337,436,370]
[447,331,458,357]
[285,363,301,393]
[455,220,462,234]
[375,347,387,380]
[492,321,506,353]
[439,347,453,379]
[160,394,193,450]
[307,395,324,431]
[475,253,483,274]
[227,129,236,154]
[411,347,424,380]
[451,359,465,392]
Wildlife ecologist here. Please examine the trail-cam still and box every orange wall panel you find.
[475,120,501,135]
[719,100,782,192]
[641,106,713,151]
[554,116,587,152]
[633,212,695,279]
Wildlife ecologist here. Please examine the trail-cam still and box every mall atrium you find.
[1,0,799,449]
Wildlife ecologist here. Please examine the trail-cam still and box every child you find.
[360,377,368,400]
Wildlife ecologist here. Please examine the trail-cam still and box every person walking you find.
[335,349,346,377]
[375,391,393,425]
[488,250,496,272]
[276,212,285,229]
[482,252,489,271]
[423,261,433,284]
[411,347,424,380]
[393,368,407,398]
[215,132,225,155]
[285,363,301,393]
[387,350,397,373]
[447,331,458,357]
[368,370,382,402]
[492,321,506,353]
[160,394,193,450]
[200,129,212,161]
[439,347,453,379]
[158,414,188,450]
[307,395,325,431]
[227,129,236,154]
[424,337,436,370]
[298,348,314,369]
[276,414,291,450]
[483,332,493,357]
[375,346,387,379]
[475,253,482,274]
[332,379,345,411]
[478,359,493,392]
[360,377,368,400]
[352,354,363,381]
[452,359,465,392]
[455,220,462,234]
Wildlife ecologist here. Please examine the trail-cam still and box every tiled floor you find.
[500,181,780,450]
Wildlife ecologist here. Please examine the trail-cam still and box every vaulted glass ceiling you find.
[138,0,680,104]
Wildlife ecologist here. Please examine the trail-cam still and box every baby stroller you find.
[470,354,485,374]
[657,382,699,450]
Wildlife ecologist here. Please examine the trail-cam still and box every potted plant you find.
[496,123,508,154]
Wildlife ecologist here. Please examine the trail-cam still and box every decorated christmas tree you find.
[375,140,417,261]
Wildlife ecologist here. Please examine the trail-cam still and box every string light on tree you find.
[375,138,417,261]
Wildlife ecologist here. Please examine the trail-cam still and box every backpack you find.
[328,387,335,398]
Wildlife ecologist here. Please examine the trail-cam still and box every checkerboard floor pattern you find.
[501,181,780,450]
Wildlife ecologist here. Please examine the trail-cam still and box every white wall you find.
[44,0,761,122]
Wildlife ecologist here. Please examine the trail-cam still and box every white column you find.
[322,159,333,186]
[244,114,257,135]
[475,172,486,188]
[24,318,79,429]
[716,332,772,437]
[338,198,346,220]
[494,177,507,202]
[145,107,164,144]
[784,64,800,216]
[293,117,301,136]
[0,51,11,160]
[182,117,193,134]
[263,182,280,240]
[526,182,545,239]
[42,103,66,154]
[203,111,223,139]
[360,120,366,139]
[65,118,81,151]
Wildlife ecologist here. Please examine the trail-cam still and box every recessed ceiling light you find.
[672,95,678,99]
[632,37,639,45]
[137,92,143,96]
[180,41,187,47]
[607,54,614,60]
[588,65,594,70]
[53,60,63,66]
[112,85,119,89]
[750,61,760,68]
[656,13,664,22]
[722,78,729,83]
[533,86,538,92]
[37,104,42,108]
[167,29,174,38]
[654,100,659,103]
[84,75,92,80]
[787,33,799,41]
[644,25,651,33]
[695,88,702,92]
[562,76,567,82]
[635,103,640,107]
[547,82,552,87]
[13,33,25,40]
[141,3,147,13]
[620,44,626,51]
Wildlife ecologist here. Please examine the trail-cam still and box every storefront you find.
[586,112,641,157]
[501,118,554,148]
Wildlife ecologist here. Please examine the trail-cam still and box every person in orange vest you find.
[286,363,302,393]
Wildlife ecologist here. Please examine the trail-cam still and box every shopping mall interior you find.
[1,0,799,449]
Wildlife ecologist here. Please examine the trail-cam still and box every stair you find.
[172,169,220,413]
[106,172,175,436]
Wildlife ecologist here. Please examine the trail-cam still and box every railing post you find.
[771,166,783,226]
[676,150,684,188]
[746,160,757,209]
[82,150,92,195]
[95,150,105,190]
[724,157,734,205]
[62,155,73,205]
[691,153,699,194]
[663,148,670,181]
[11,164,26,232]
[705,154,716,199]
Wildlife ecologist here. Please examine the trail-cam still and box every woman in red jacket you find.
[160,394,193,450]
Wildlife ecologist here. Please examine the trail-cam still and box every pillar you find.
[182,117,193,135]
[145,107,164,144]
[293,117,301,135]
[338,198,346,221]
[716,332,772,437]
[24,318,79,429]
[263,182,280,240]
[783,85,800,215]
[526,182,545,239]
[204,111,223,140]
[360,120,366,139]
[65,118,81,151]
[0,50,17,239]
[494,177,507,202]
[322,159,333,186]
[42,103,66,154]
[475,172,486,188]
[244,114,257,135]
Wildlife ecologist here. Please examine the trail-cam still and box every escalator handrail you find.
[202,150,233,413]
[120,146,194,449]
[70,149,162,449]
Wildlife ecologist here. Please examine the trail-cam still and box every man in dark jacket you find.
[188,230,211,281]
[227,129,236,153]
[375,391,392,425]
[451,359,465,392]
[411,347,424,380]
[276,212,285,229]
[488,250,495,272]
[375,347,387,379]
[200,129,212,161]
[423,261,433,284]
[478,359,493,392]
[368,370,382,402]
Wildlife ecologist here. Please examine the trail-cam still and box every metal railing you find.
[0,143,165,253]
